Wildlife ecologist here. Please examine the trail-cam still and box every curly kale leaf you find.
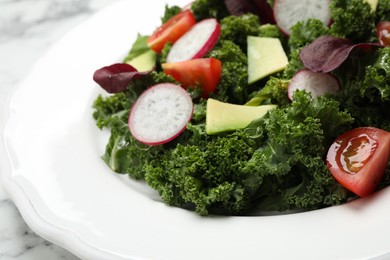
[258,23,285,39]
[93,93,165,179]
[208,40,249,104]
[329,0,376,41]
[282,47,305,79]
[191,0,229,21]
[145,132,257,216]
[92,71,177,178]
[143,92,353,215]
[288,19,329,52]
[102,128,165,179]
[161,5,181,23]
[377,0,390,21]
[245,77,290,107]
[158,42,172,65]
[361,47,390,102]
[334,47,390,130]
[93,93,130,130]
[245,92,353,211]
[220,13,261,53]
[288,91,354,147]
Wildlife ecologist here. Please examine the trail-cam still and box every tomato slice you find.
[326,127,390,197]
[377,21,390,47]
[162,58,222,97]
[147,10,196,53]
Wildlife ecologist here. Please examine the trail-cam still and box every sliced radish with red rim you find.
[288,69,340,101]
[128,83,193,146]
[274,0,331,35]
[166,18,221,63]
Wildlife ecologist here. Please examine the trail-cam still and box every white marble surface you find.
[0,0,118,259]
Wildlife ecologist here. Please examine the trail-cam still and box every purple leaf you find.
[299,35,381,73]
[224,0,275,24]
[93,63,152,93]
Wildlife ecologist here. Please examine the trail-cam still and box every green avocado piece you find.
[126,49,156,71]
[247,36,288,84]
[206,98,277,135]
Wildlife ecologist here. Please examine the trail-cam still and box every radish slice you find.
[128,83,193,146]
[274,0,331,35]
[166,18,221,63]
[288,69,340,101]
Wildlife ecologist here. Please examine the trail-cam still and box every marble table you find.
[0,0,118,258]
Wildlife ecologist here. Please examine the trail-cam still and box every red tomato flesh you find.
[377,21,390,47]
[147,10,196,53]
[326,127,390,197]
[162,58,222,97]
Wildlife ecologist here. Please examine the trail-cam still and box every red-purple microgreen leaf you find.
[93,63,152,93]
[299,35,381,73]
[224,0,258,16]
[224,0,275,24]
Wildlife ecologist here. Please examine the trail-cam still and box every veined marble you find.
[0,0,118,259]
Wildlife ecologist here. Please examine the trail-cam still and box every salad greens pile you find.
[93,0,390,216]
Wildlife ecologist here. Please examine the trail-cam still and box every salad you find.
[92,0,390,216]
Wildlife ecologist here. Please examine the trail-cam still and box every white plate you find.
[1,1,390,259]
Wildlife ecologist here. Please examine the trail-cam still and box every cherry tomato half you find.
[377,21,390,47]
[147,10,196,53]
[326,127,390,197]
[162,58,222,98]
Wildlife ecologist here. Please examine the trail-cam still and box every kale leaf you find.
[191,0,229,21]
[377,0,390,21]
[219,13,261,53]
[160,5,181,23]
[334,47,390,130]
[245,77,290,107]
[143,92,353,215]
[329,0,376,41]
[208,40,249,104]
[288,19,329,52]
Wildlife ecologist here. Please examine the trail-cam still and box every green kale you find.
[161,5,181,23]
[93,93,130,130]
[282,47,305,79]
[158,42,172,65]
[288,19,329,52]
[245,77,290,107]
[377,0,390,21]
[362,47,390,102]
[287,91,354,147]
[145,132,257,216]
[334,47,390,130]
[219,13,261,53]
[93,92,164,179]
[102,128,165,179]
[329,0,376,41]
[208,40,249,104]
[258,24,283,39]
[244,91,353,211]
[143,92,353,215]
[191,99,207,123]
[92,71,178,178]
[191,0,229,21]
